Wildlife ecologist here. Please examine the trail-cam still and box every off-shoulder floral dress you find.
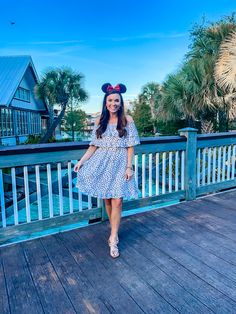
[76,121,141,199]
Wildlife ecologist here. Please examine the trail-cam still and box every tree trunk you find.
[72,125,75,141]
[218,97,229,132]
[150,99,157,134]
[39,104,67,143]
[186,115,195,128]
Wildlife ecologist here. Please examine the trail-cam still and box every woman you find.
[74,83,141,258]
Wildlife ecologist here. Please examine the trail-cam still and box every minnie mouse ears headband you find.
[101,83,127,94]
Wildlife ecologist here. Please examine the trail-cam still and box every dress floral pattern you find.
[76,121,141,199]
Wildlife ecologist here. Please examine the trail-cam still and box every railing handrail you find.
[0,136,187,156]
[2,131,236,156]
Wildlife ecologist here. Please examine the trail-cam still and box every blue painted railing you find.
[0,128,235,245]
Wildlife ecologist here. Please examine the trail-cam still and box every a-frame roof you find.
[0,55,45,108]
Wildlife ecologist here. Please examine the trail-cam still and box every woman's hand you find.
[73,160,83,172]
[125,168,134,181]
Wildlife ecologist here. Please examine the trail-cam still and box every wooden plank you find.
[180,198,236,226]
[0,243,44,313]
[58,230,145,313]
[116,217,236,313]
[40,234,111,313]
[172,201,236,241]
[76,222,209,314]
[0,252,10,314]
[127,212,236,302]
[145,210,236,283]
[150,202,236,261]
[22,239,76,313]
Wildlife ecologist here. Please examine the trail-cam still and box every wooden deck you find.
[1,190,236,314]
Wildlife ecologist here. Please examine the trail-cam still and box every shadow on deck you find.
[1,190,236,314]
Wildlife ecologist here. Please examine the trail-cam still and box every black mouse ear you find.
[101,83,112,93]
[117,83,127,93]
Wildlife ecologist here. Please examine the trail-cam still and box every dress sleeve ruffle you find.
[124,121,140,147]
[89,121,140,147]
[89,124,99,146]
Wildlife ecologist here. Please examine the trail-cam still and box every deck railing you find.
[0,127,236,245]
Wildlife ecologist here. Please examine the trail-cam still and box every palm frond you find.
[215,30,236,92]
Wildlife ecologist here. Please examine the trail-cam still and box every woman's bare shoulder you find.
[126,115,134,122]
[95,117,101,125]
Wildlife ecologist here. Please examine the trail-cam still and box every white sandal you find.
[108,235,120,258]
[108,240,120,258]
[108,235,119,245]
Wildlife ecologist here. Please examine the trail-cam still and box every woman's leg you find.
[109,197,123,242]
[104,198,112,224]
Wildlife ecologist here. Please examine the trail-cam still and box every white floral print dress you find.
[76,121,141,199]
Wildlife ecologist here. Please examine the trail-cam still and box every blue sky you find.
[0,0,235,113]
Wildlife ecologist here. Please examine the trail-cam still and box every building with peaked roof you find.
[0,55,49,146]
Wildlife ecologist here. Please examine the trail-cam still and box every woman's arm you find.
[79,145,97,165]
[127,146,134,168]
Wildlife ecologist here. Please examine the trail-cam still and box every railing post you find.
[101,199,108,221]
[178,127,198,201]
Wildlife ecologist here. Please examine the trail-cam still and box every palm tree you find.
[188,15,236,131]
[214,30,236,125]
[215,30,236,92]
[35,67,88,143]
[139,82,162,134]
[158,15,236,132]
[159,59,216,129]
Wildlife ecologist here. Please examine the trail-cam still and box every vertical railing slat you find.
[222,146,226,181]
[197,149,200,187]
[35,165,42,220]
[231,145,236,180]
[202,148,206,186]
[23,166,31,223]
[181,150,185,190]
[227,145,231,180]
[168,152,172,193]
[142,154,146,198]
[88,195,92,210]
[217,146,222,183]
[207,147,211,185]
[162,152,166,194]
[149,153,152,197]
[78,190,83,211]
[175,151,179,191]
[156,153,159,195]
[0,170,6,227]
[11,167,19,225]
[47,164,53,218]
[57,162,64,216]
[212,147,216,184]
[68,161,74,213]
[134,155,138,185]
[134,155,139,199]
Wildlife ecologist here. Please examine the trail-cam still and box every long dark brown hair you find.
[95,92,128,139]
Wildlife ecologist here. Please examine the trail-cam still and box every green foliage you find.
[24,135,41,144]
[62,109,87,132]
[156,120,186,136]
[132,101,153,136]
[158,13,236,133]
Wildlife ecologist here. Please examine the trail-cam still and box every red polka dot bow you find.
[106,84,121,93]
